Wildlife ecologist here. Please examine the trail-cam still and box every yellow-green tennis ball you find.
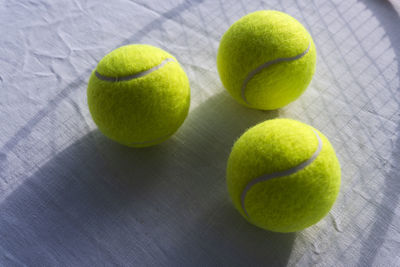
[227,119,340,233]
[87,44,190,147]
[217,10,316,110]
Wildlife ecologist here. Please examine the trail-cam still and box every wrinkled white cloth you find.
[1,0,399,266]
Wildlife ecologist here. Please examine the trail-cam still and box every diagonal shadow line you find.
[356,0,400,265]
[281,1,400,264]
[0,0,204,155]
[299,0,400,263]
[308,0,396,156]
[298,0,392,166]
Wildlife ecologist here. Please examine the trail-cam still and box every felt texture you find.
[1,0,400,265]
[227,119,341,232]
[217,10,316,110]
[87,44,190,147]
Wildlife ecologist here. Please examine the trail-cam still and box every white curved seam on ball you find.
[130,132,173,145]
[240,129,322,218]
[95,58,175,82]
[241,41,311,105]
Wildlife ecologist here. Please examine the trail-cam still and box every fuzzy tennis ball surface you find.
[87,44,190,147]
[227,119,340,233]
[217,10,316,110]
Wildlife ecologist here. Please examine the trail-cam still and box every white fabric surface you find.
[1,0,400,266]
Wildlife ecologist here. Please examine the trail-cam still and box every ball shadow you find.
[164,92,295,266]
[168,200,296,266]
[0,91,289,265]
[0,129,179,265]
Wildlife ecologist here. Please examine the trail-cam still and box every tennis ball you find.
[217,10,316,110]
[227,119,340,233]
[87,44,190,147]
